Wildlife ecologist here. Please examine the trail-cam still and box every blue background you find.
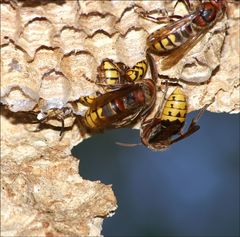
[72,112,239,236]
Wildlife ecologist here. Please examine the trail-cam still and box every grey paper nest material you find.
[0,0,239,236]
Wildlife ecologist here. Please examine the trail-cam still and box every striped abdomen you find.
[79,95,97,107]
[82,87,148,130]
[147,19,196,53]
[126,60,148,82]
[159,87,187,138]
[97,59,125,86]
[161,87,187,124]
[147,0,226,53]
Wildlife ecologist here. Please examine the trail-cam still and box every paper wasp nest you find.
[1,0,239,236]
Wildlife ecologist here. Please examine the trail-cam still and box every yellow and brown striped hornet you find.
[97,58,148,87]
[140,87,207,151]
[79,58,149,107]
[125,60,148,83]
[140,0,227,69]
[80,79,156,132]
